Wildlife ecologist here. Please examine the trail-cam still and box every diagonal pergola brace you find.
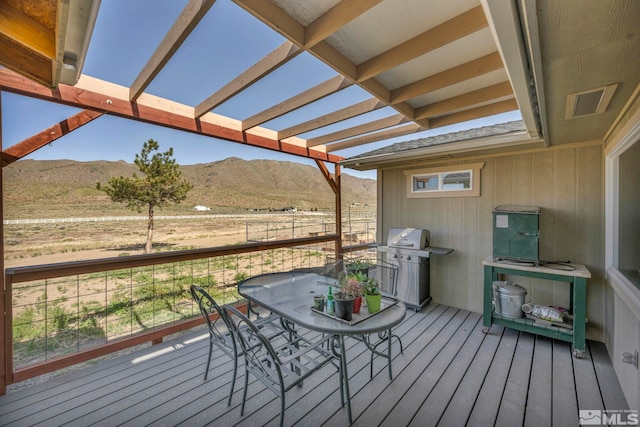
[1,109,104,167]
[314,159,338,194]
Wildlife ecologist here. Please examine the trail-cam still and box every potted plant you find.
[345,259,371,276]
[335,274,359,320]
[362,275,382,313]
[340,272,365,314]
[313,294,325,312]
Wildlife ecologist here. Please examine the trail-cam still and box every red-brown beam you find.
[1,109,104,167]
[0,69,343,163]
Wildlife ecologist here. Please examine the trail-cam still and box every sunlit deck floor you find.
[0,304,629,426]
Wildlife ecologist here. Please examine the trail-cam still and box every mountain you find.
[3,158,376,219]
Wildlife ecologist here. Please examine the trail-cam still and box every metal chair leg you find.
[228,353,238,406]
[279,389,286,427]
[204,340,213,381]
[241,368,249,416]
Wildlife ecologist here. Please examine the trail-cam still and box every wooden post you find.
[313,160,342,255]
[335,164,342,256]
[0,93,6,395]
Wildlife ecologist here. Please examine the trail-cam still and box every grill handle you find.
[392,242,415,247]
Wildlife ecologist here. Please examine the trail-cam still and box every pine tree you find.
[97,139,193,253]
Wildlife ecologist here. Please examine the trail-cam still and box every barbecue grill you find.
[378,228,453,311]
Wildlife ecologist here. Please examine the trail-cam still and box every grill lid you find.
[387,228,430,249]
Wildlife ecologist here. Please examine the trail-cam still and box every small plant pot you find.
[365,293,382,314]
[352,295,362,313]
[334,293,355,321]
[313,295,325,312]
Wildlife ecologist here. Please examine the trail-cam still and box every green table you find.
[482,256,591,357]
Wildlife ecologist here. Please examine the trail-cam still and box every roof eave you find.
[340,130,541,170]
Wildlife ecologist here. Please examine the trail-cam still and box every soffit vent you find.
[565,84,618,119]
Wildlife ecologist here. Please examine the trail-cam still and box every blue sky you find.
[1,0,521,180]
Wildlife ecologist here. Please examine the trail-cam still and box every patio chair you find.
[223,304,342,427]
[189,285,286,406]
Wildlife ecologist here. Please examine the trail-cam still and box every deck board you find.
[0,303,628,427]
[495,329,534,427]
[466,327,520,425]
[524,335,553,426]
[552,340,579,426]
[437,325,505,426]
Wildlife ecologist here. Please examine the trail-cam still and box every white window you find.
[405,162,484,198]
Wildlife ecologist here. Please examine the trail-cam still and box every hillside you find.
[3,158,376,219]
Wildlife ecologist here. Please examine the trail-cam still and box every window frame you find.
[605,109,640,316]
[404,162,484,199]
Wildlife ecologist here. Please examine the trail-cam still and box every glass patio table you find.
[238,271,407,423]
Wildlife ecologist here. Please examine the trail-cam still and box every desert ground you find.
[3,213,356,268]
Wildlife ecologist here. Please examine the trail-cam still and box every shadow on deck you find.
[0,304,628,426]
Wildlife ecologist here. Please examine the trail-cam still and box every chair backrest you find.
[223,305,284,393]
[190,285,236,354]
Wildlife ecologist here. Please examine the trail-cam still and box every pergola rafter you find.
[355,5,488,82]
[307,114,410,147]
[278,98,386,140]
[241,75,353,131]
[194,41,302,119]
[129,0,217,102]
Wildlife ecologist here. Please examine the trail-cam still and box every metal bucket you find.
[492,281,527,319]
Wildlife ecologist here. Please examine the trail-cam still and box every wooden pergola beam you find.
[307,114,410,147]
[415,81,514,120]
[241,75,352,130]
[194,41,301,118]
[326,123,424,152]
[129,0,217,101]
[304,0,383,47]
[0,68,343,163]
[428,98,519,129]
[356,5,488,82]
[278,97,386,140]
[2,109,104,167]
[390,52,504,104]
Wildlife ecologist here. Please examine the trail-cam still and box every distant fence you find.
[2,211,374,225]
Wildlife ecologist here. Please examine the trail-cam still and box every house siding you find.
[378,142,605,340]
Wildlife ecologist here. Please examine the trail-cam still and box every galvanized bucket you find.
[492,281,527,319]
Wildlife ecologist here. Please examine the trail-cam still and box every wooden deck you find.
[0,304,629,426]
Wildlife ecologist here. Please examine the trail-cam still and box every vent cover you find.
[565,84,618,119]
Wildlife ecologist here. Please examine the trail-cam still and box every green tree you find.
[97,139,193,253]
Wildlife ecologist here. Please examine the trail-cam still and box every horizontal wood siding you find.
[379,143,605,340]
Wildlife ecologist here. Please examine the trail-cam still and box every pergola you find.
[0,0,543,167]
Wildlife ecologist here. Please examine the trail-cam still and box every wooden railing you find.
[3,235,349,393]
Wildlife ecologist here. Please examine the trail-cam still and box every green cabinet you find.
[493,205,540,263]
